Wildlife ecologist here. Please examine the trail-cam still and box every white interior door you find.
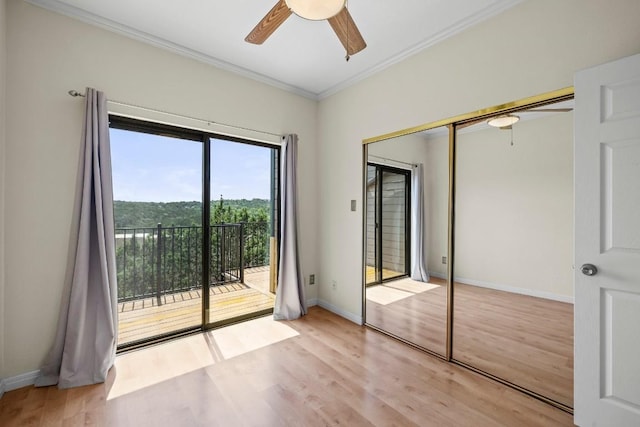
[575,52,640,426]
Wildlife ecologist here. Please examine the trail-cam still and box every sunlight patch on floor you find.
[385,278,440,294]
[366,278,440,305]
[366,285,414,305]
[206,315,299,360]
[107,315,299,400]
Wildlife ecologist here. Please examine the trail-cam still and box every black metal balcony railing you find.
[115,222,270,303]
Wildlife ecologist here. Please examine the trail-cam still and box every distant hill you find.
[114,199,271,228]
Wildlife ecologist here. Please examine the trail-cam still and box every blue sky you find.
[110,129,272,202]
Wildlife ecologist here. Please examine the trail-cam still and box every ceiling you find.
[27,0,523,99]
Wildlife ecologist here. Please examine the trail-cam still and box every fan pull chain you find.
[345,0,350,61]
[510,126,514,146]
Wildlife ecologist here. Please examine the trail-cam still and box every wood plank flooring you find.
[366,279,573,409]
[0,307,573,426]
[366,277,448,356]
[453,283,573,408]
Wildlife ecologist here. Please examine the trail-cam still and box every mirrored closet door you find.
[364,127,450,357]
[452,98,574,409]
[363,89,575,413]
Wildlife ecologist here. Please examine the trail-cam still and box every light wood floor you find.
[453,283,573,408]
[0,307,573,426]
[366,279,573,409]
[118,267,274,345]
[366,277,448,355]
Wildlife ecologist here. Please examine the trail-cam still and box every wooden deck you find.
[365,265,405,284]
[118,267,274,346]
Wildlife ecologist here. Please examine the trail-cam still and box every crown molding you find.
[317,0,525,100]
[24,0,319,100]
[26,0,523,102]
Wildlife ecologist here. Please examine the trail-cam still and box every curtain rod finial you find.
[68,90,85,97]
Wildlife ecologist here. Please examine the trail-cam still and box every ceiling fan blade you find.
[245,0,292,45]
[328,8,366,55]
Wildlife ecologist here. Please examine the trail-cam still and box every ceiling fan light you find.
[285,0,346,20]
[487,114,520,128]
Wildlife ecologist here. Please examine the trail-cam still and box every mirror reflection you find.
[364,127,449,356]
[452,99,574,408]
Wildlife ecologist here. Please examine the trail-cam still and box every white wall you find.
[0,0,7,386]
[4,0,318,378]
[455,113,574,298]
[317,0,640,319]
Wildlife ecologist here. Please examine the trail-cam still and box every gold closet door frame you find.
[363,87,574,145]
[361,86,574,413]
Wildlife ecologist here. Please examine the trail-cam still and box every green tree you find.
[114,197,273,302]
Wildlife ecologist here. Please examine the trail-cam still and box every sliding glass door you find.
[204,137,279,327]
[365,163,411,285]
[110,117,279,348]
[110,119,205,347]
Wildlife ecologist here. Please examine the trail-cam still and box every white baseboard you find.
[428,271,573,303]
[307,298,318,307]
[2,370,40,393]
[456,277,574,304]
[429,271,447,280]
[317,299,363,325]
[0,378,5,399]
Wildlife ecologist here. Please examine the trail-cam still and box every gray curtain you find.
[36,88,118,388]
[274,134,307,320]
[410,163,430,282]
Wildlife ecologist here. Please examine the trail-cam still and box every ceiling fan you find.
[245,0,367,59]
[487,107,574,130]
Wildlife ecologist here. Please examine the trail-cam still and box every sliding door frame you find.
[109,115,281,349]
[203,136,281,330]
[366,162,411,285]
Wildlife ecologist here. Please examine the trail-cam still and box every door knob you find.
[581,264,598,276]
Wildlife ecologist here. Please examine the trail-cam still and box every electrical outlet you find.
[310,274,315,285]
[442,256,447,264]
[331,280,337,290]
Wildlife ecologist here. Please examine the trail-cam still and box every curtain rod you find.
[368,154,416,167]
[67,90,283,138]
